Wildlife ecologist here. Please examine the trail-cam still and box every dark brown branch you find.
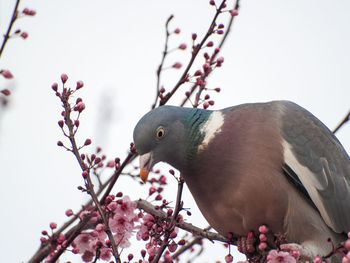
[333,110,350,134]
[152,15,174,109]
[159,0,227,106]
[0,0,20,58]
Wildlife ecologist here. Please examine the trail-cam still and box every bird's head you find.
[133,106,210,182]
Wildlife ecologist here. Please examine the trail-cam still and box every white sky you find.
[0,0,349,262]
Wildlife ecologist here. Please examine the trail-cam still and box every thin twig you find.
[171,236,203,259]
[159,0,227,106]
[152,177,185,263]
[333,110,350,134]
[0,0,20,58]
[152,15,174,109]
[85,171,121,263]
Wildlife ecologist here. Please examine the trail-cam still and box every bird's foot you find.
[237,232,256,254]
[280,243,312,261]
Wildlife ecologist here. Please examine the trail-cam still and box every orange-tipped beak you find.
[139,152,152,183]
[140,168,149,183]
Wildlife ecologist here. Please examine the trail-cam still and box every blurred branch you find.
[333,110,350,134]
[0,0,20,58]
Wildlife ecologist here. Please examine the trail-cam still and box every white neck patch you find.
[198,111,224,152]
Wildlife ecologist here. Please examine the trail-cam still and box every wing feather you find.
[278,101,350,233]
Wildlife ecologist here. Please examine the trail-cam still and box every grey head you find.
[133,105,211,181]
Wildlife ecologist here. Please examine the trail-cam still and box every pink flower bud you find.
[313,256,322,263]
[225,254,233,263]
[0,69,14,79]
[185,91,191,97]
[141,249,146,258]
[57,141,63,146]
[1,89,10,96]
[204,52,209,59]
[149,187,156,195]
[174,28,180,34]
[159,87,165,93]
[84,138,92,146]
[28,10,36,16]
[159,175,167,184]
[51,83,58,91]
[14,29,21,34]
[91,154,96,161]
[94,157,102,164]
[215,87,221,92]
[155,194,162,201]
[345,239,350,250]
[169,169,175,175]
[230,9,239,16]
[116,191,123,197]
[172,62,182,69]
[168,241,178,252]
[106,160,115,168]
[81,153,85,160]
[208,100,215,106]
[217,57,224,63]
[50,222,57,229]
[58,120,64,128]
[214,47,220,53]
[206,41,214,47]
[72,247,79,254]
[178,43,187,50]
[170,231,177,239]
[20,32,28,39]
[258,225,269,234]
[178,239,186,245]
[23,8,36,16]
[203,102,209,109]
[74,102,85,113]
[194,70,203,76]
[209,0,215,6]
[74,120,79,127]
[76,97,82,104]
[259,233,267,242]
[65,209,73,217]
[218,24,224,29]
[217,29,224,34]
[82,170,88,178]
[128,254,134,261]
[258,242,267,250]
[192,33,197,40]
[203,63,211,72]
[40,237,47,243]
[167,208,173,216]
[61,73,68,84]
[204,94,210,100]
[76,80,84,89]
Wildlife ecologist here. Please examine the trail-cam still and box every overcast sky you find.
[0,0,349,262]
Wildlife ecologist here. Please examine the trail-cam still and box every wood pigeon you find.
[133,100,350,261]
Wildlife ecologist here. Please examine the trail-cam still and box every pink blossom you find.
[259,225,269,234]
[225,254,233,263]
[267,250,296,263]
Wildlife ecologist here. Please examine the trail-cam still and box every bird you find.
[133,100,350,261]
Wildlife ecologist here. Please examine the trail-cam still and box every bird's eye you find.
[156,127,165,139]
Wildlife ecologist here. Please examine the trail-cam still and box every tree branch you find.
[0,0,20,58]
